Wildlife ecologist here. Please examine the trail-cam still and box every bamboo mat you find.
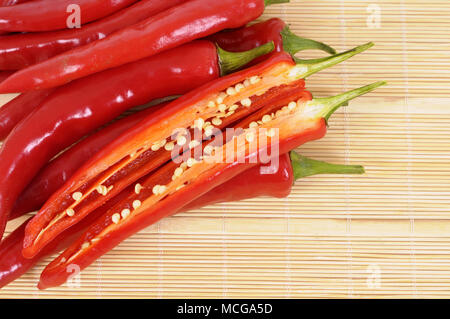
[0,0,450,299]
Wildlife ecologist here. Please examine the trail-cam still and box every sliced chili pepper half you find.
[37,81,385,288]
[23,43,376,259]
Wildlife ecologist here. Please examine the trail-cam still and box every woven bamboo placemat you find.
[0,0,449,298]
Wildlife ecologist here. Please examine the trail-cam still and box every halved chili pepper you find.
[0,41,275,240]
[0,152,363,288]
[0,0,188,70]
[0,89,54,140]
[209,17,336,66]
[0,0,289,93]
[0,0,140,32]
[36,79,384,288]
[21,44,374,257]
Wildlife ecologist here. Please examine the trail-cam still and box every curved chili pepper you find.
[0,0,188,70]
[0,0,290,93]
[36,78,384,288]
[0,89,54,140]
[0,0,140,32]
[209,18,336,66]
[22,44,374,257]
[0,40,275,240]
[0,0,33,6]
[9,104,169,220]
[0,152,363,288]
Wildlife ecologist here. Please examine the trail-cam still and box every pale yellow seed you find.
[181,162,188,170]
[135,183,143,194]
[174,167,184,177]
[187,158,196,167]
[121,209,131,219]
[204,145,213,155]
[112,213,120,224]
[216,93,226,104]
[246,132,255,143]
[66,208,75,217]
[96,185,103,194]
[250,76,261,84]
[241,98,252,107]
[226,111,235,117]
[177,135,187,146]
[243,79,251,87]
[212,118,222,126]
[218,104,227,112]
[235,83,245,93]
[81,242,90,250]
[207,101,216,108]
[262,115,272,123]
[158,185,167,194]
[108,185,114,192]
[72,192,82,201]
[204,126,214,137]
[288,101,297,110]
[159,139,167,147]
[151,143,161,152]
[267,128,276,137]
[189,140,200,148]
[229,104,239,112]
[101,185,108,196]
[132,200,141,210]
[226,87,236,96]
[249,121,258,128]
[165,142,175,151]
[152,185,161,195]
[194,118,205,129]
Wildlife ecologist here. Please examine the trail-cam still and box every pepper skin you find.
[0,40,274,240]
[0,0,188,70]
[36,77,384,288]
[9,104,168,220]
[210,18,336,66]
[0,0,140,32]
[0,70,14,82]
[0,0,286,93]
[0,89,54,140]
[22,46,382,260]
[0,0,33,6]
[0,152,363,288]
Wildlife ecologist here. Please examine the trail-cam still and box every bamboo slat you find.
[0,0,449,299]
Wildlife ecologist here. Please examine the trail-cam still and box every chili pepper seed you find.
[132,200,141,210]
[66,208,75,217]
[72,192,82,201]
[112,213,121,224]
[121,209,131,219]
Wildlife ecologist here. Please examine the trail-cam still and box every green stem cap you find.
[292,42,375,79]
[217,41,275,76]
[290,152,365,181]
[265,0,290,6]
[281,26,336,56]
[309,81,387,122]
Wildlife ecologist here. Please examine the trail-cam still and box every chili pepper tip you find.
[264,0,290,6]
[217,41,275,76]
[290,151,365,181]
[281,26,336,56]
[291,42,375,80]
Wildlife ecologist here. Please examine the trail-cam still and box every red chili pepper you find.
[0,40,275,240]
[0,70,14,81]
[0,89,54,140]
[22,43,373,257]
[0,0,289,93]
[209,17,336,66]
[0,152,363,288]
[0,0,140,32]
[0,0,188,70]
[0,0,33,6]
[35,77,384,288]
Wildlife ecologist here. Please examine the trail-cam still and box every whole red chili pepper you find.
[0,152,363,288]
[0,0,140,32]
[0,40,275,240]
[0,89,54,140]
[0,0,188,70]
[0,0,289,93]
[0,0,33,6]
[35,76,384,288]
[209,18,336,66]
[20,44,373,256]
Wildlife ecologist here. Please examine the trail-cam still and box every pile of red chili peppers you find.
[0,0,385,289]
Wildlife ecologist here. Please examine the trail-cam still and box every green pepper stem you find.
[292,42,374,79]
[265,0,290,6]
[217,41,275,76]
[290,152,365,181]
[281,26,336,56]
[308,81,387,122]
